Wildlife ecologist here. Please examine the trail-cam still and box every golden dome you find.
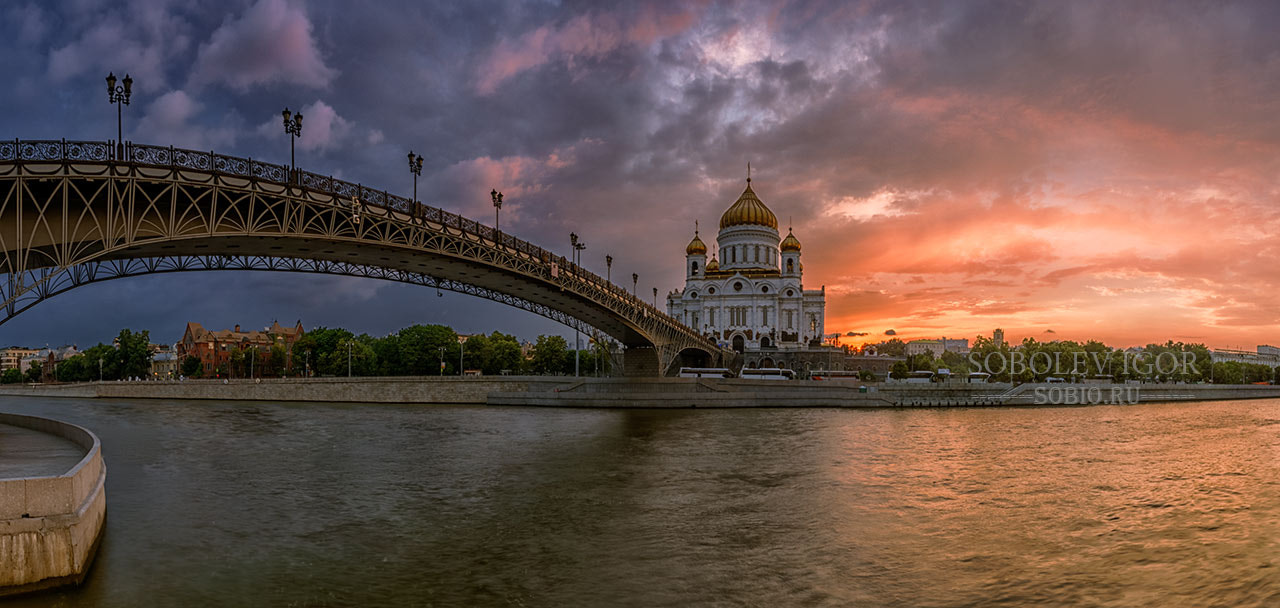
[706,255,720,271]
[719,180,778,230]
[780,229,801,252]
[686,232,707,255]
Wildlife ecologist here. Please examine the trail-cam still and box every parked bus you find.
[739,368,796,381]
[678,367,734,378]
[902,370,935,384]
[966,372,991,383]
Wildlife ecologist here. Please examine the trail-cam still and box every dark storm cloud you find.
[2,0,1280,348]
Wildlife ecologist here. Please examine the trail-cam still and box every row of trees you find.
[178,324,616,379]
[887,336,1274,384]
[1,324,617,384]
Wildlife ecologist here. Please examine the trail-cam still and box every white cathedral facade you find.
[667,175,826,361]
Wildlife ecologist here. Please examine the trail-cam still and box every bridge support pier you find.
[623,346,661,377]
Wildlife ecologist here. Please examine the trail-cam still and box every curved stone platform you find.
[0,413,106,597]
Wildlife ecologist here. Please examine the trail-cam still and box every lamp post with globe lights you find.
[281,107,303,182]
[408,151,423,215]
[105,72,133,158]
[491,189,503,233]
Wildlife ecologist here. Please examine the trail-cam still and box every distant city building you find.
[1210,346,1280,368]
[906,338,969,357]
[22,345,81,380]
[993,328,1005,347]
[1,347,40,372]
[178,321,305,375]
[906,339,943,357]
[151,351,179,379]
[667,172,836,371]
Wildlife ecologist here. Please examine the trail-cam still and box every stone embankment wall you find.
[0,413,106,597]
[0,377,569,404]
[3,377,1280,408]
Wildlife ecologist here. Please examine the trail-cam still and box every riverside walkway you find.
[0,422,85,478]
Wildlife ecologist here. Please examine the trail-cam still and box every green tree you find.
[889,360,909,379]
[397,324,459,376]
[459,332,488,373]
[295,327,354,376]
[530,335,569,375]
[878,338,906,357]
[1,368,21,384]
[115,329,152,379]
[471,331,523,375]
[321,336,377,376]
[181,355,202,378]
[229,347,247,378]
[968,334,1013,382]
[56,355,89,382]
[939,350,970,375]
[267,344,287,376]
[80,344,118,381]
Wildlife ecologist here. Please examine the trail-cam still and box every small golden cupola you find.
[780,229,802,252]
[686,222,707,255]
[705,253,720,271]
[719,175,778,230]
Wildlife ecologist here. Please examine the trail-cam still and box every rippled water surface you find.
[2,397,1278,607]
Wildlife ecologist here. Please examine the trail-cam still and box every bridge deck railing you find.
[0,139,717,349]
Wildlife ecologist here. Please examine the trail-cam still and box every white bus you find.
[740,368,796,381]
[903,371,935,384]
[678,367,734,378]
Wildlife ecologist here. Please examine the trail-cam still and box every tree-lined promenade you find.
[272,325,613,378]
[1,325,615,384]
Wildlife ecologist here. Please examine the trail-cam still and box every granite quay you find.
[0,413,106,597]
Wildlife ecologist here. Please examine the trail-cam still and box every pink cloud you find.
[188,0,336,91]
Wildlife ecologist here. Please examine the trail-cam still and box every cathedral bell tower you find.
[685,221,707,279]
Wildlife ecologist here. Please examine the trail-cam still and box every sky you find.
[3,0,1280,350]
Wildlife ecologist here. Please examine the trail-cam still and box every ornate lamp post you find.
[491,189,503,232]
[605,255,613,282]
[281,107,303,181]
[408,151,423,209]
[569,232,586,376]
[653,287,658,308]
[632,273,638,297]
[105,72,133,158]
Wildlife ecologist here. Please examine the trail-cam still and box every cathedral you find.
[667,173,828,369]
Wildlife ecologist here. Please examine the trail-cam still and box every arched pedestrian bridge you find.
[0,139,732,376]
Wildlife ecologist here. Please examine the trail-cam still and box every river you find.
[2,397,1277,607]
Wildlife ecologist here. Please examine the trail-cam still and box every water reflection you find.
[0,398,1276,607]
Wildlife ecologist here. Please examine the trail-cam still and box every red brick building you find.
[177,321,305,376]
